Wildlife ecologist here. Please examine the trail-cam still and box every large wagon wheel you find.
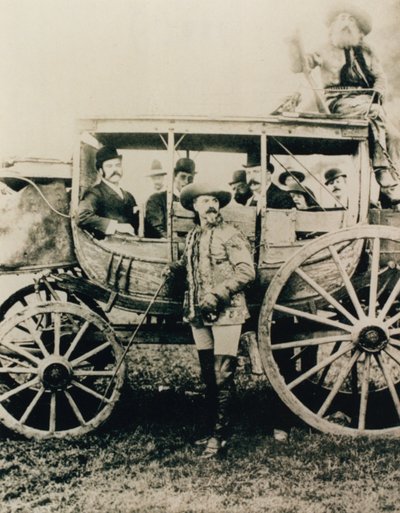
[0,301,124,439]
[0,281,106,321]
[259,225,400,437]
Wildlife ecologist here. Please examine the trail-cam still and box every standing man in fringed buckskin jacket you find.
[167,182,255,458]
[77,146,139,239]
[287,1,400,180]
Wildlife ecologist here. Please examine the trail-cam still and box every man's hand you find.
[116,223,136,236]
[200,293,219,315]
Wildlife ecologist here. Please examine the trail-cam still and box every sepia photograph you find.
[0,0,400,512]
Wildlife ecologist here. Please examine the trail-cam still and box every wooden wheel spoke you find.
[70,379,112,404]
[0,376,40,402]
[0,367,37,374]
[317,341,341,387]
[368,237,380,318]
[0,341,40,365]
[384,346,400,367]
[272,334,352,351]
[358,354,371,430]
[64,321,90,359]
[295,268,357,324]
[20,387,45,424]
[74,370,114,377]
[64,390,87,426]
[388,338,400,349]
[70,341,111,367]
[375,353,400,421]
[378,277,400,322]
[23,319,50,357]
[49,393,56,433]
[0,354,32,369]
[53,313,61,356]
[384,310,400,329]
[318,350,361,417]
[274,304,352,332]
[328,245,365,319]
[287,343,353,390]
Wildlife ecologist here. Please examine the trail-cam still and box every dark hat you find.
[324,168,347,185]
[180,182,231,211]
[174,158,196,174]
[95,146,122,170]
[147,159,166,177]
[229,169,247,185]
[325,2,372,35]
[243,151,275,172]
[278,169,306,186]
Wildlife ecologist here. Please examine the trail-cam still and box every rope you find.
[1,173,71,218]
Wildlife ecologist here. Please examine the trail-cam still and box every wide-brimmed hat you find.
[174,158,196,174]
[325,2,372,35]
[324,168,347,185]
[229,169,247,185]
[278,169,306,186]
[180,182,232,211]
[95,146,122,170]
[147,159,166,177]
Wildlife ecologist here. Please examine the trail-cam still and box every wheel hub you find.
[39,356,72,391]
[357,325,388,353]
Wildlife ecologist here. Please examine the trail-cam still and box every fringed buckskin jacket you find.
[174,216,255,327]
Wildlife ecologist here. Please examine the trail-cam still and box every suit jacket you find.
[77,180,139,238]
[145,191,178,238]
[248,184,295,209]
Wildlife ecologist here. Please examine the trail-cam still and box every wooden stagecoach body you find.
[2,115,400,439]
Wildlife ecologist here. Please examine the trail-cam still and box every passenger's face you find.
[101,158,123,184]
[174,171,193,192]
[193,195,220,224]
[290,192,308,210]
[246,166,272,193]
[151,174,165,191]
[327,175,347,199]
[330,13,362,48]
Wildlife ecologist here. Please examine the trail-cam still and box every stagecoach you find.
[1,113,400,440]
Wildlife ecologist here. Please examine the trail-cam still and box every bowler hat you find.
[229,169,247,185]
[325,2,372,35]
[174,158,196,174]
[324,168,347,185]
[278,169,306,186]
[147,159,166,177]
[96,146,122,170]
[180,182,231,211]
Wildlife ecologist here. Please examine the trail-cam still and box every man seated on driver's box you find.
[77,146,139,239]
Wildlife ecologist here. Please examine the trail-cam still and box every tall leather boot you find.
[195,349,216,443]
[201,354,237,458]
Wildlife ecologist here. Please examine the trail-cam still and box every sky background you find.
[0,0,394,161]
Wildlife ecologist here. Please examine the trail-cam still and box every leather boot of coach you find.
[195,349,217,445]
[200,354,237,459]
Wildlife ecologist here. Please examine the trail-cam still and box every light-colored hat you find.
[325,2,372,35]
[180,182,231,211]
[147,159,166,177]
[278,169,306,186]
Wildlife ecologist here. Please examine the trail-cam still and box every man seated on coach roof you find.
[144,157,196,238]
[324,168,349,208]
[244,151,295,210]
[77,146,139,239]
[229,169,252,205]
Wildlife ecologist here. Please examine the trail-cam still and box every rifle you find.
[292,30,330,114]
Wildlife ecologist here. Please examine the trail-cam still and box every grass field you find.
[0,344,399,513]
